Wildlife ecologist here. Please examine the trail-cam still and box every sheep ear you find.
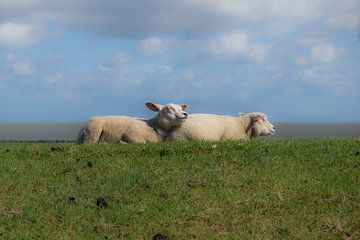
[249,113,264,121]
[239,112,246,116]
[145,102,163,112]
[180,104,188,110]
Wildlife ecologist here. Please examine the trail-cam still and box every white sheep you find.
[78,102,188,144]
[166,112,275,141]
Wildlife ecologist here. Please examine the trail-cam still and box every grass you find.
[0,138,360,239]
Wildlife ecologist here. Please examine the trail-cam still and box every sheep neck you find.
[148,115,176,140]
[239,115,254,139]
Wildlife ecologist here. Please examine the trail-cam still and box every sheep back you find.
[80,115,160,144]
[167,114,247,141]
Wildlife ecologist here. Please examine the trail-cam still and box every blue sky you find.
[0,0,359,122]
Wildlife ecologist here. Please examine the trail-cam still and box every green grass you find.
[0,138,360,239]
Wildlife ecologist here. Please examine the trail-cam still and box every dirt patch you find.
[159,191,169,200]
[188,178,207,188]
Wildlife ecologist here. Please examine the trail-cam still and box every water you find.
[0,122,84,142]
[0,122,359,142]
[268,123,360,139]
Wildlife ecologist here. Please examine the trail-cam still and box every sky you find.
[0,0,359,122]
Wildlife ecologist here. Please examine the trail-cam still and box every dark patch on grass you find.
[159,191,169,200]
[5,149,9,153]
[355,151,359,156]
[0,227,6,237]
[69,197,76,203]
[86,161,93,168]
[62,168,71,174]
[188,178,207,187]
[50,146,64,152]
[138,181,151,191]
[153,232,175,240]
[158,149,175,157]
[322,221,356,239]
[144,184,150,191]
[96,197,108,208]
[276,227,289,237]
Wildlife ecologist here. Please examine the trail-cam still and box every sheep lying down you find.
[79,102,188,144]
[166,112,275,141]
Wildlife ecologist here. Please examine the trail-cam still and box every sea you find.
[0,122,360,142]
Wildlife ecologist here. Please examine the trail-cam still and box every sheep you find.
[166,112,275,141]
[78,102,188,144]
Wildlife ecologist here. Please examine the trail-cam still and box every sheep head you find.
[146,102,188,131]
[242,112,275,138]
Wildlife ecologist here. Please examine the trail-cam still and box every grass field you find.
[0,138,360,239]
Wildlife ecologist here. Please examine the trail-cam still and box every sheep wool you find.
[166,112,275,141]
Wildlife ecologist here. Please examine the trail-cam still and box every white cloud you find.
[294,56,308,66]
[158,65,173,74]
[96,53,142,89]
[209,33,249,58]
[2,53,73,93]
[148,64,173,77]
[0,22,40,48]
[320,0,360,34]
[97,53,128,76]
[10,61,36,76]
[6,54,36,76]
[248,43,270,63]
[44,73,63,86]
[324,13,360,33]
[112,53,128,65]
[205,0,319,23]
[193,33,270,62]
[311,43,344,64]
[6,53,16,62]
[301,67,317,80]
[2,0,357,38]
[137,36,173,55]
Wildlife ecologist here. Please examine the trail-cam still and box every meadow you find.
[0,138,359,239]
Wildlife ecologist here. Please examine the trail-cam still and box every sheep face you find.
[161,103,188,125]
[146,102,188,130]
[249,113,276,137]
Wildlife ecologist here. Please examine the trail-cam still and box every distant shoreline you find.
[0,122,360,142]
[0,140,77,143]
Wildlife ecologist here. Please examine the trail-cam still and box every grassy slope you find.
[0,139,359,239]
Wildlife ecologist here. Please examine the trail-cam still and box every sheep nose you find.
[273,126,276,130]
[181,112,188,119]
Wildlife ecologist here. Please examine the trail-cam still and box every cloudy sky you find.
[0,0,359,122]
